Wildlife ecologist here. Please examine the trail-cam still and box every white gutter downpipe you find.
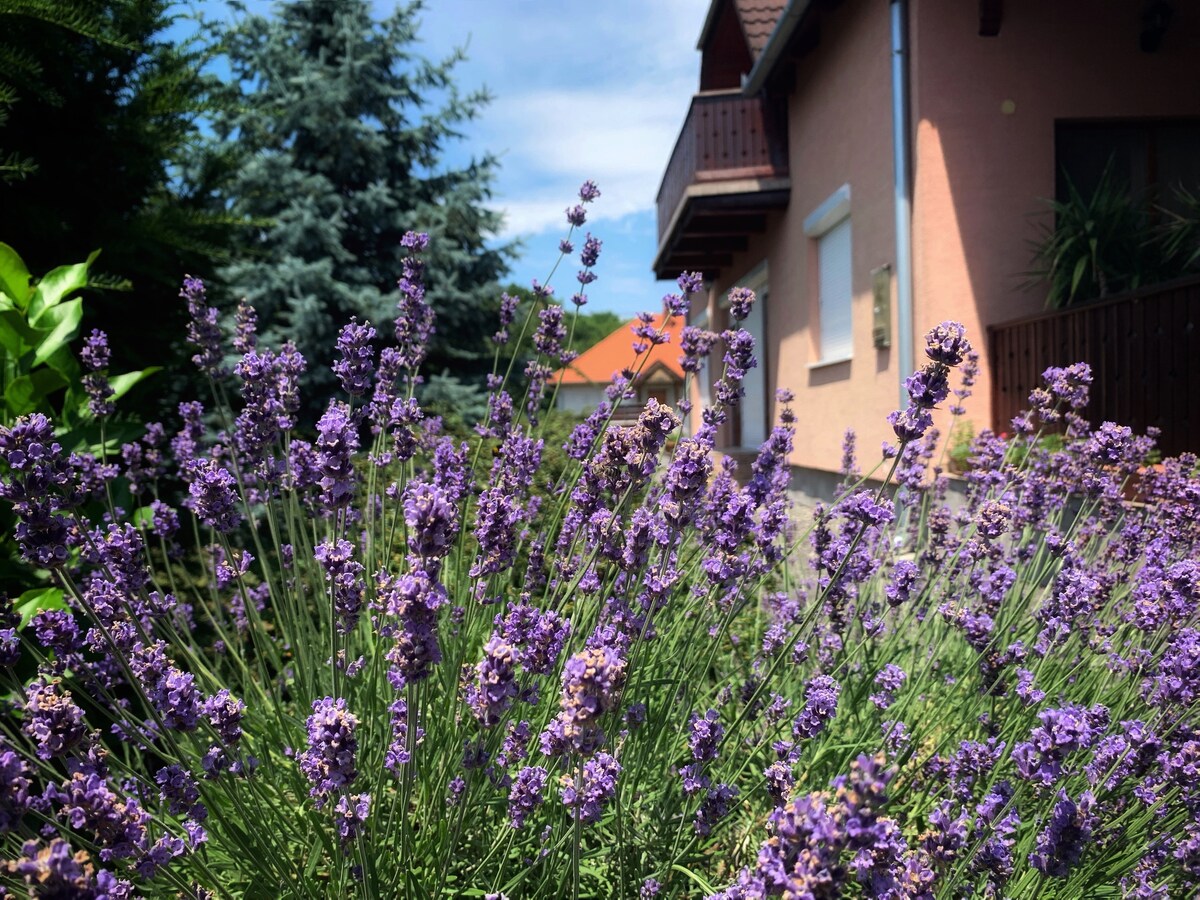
[890,0,915,406]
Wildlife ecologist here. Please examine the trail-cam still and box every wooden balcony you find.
[989,276,1200,457]
[653,91,790,281]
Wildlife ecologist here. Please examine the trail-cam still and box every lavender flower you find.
[234,343,304,472]
[559,752,621,823]
[0,413,79,566]
[233,299,257,354]
[727,286,755,322]
[333,793,370,845]
[545,646,627,755]
[49,756,154,864]
[711,754,901,899]
[1029,789,1096,877]
[694,783,739,836]
[493,292,521,345]
[79,328,110,369]
[1042,362,1093,410]
[888,322,973,444]
[888,405,934,444]
[904,366,950,408]
[378,568,447,682]
[466,635,519,727]
[404,480,458,561]
[495,603,570,675]
[508,766,548,828]
[80,329,115,416]
[765,760,794,805]
[384,698,413,772]
[332,318,376,396]
[171,401,206,468]
[315,401,359,513]
[471,432,543,577]
[1013,704,1108,788]
[580,233,602,268]
[533,303,567,361]
[395,232,434,370]
[299,697,359,806]
[122,422,167,496]
[315,539,366,633]
[6,838,134,898]
[182,276,224,375]
[792,673,840,740]
[886,560,920,607]
[688,709,724,762]
[23,679,87,759]
[924,321,970,366]
[679,325,718,374]
[185,459,241,532]
[869,664,907,710]
[156,765,205,820]
[130,641,203,731]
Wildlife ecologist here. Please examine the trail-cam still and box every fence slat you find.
[988,277,1200,456]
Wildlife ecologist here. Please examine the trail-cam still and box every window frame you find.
[804,184,854,367]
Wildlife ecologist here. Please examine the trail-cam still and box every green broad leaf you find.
[671,864,717,895]
[27,250,97,324]
[0,303,36,356]
[107,366,160,402]
[43,343,81,380]
[131,506,156,528]
[4,367,69,416]
[0,243,33,309]
[15,586,66,629]
[31,297,82,366]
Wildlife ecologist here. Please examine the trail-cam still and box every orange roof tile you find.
[553,313,685,386]
[735,0,788,58]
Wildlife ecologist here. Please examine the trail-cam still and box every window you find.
[1056,119,1200,215]
[805,185,853,364]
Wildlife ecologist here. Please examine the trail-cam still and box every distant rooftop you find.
[553,313,685,386]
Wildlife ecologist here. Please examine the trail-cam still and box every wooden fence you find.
[988,276,1200,457]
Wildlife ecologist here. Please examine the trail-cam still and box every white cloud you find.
[415,0,709,239]
[409,0,712,308]
[485,87,688,236]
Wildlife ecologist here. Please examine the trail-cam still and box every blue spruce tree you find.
[209,0,514,410]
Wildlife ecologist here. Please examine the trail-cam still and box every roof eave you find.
[696,0,726,50]
[742,0,813,95]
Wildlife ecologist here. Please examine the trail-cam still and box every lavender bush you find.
[2,183,1200,898]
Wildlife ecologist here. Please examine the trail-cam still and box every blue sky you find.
[186,0,712,318]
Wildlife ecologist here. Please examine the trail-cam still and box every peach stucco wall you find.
[910,0,1200,442]
[706,0,900,471]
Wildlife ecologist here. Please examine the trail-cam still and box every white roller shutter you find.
[817,216,853,361]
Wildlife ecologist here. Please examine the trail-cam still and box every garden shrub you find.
[1,184,1199,898]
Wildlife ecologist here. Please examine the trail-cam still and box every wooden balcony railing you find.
[989,276,1200,457]
[655,91,789,249]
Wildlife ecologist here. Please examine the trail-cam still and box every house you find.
[655,0,1200,491]
[553,313,685,420]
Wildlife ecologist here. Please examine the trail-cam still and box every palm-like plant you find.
[1028,160,1154,309]
[1159,183,1200,272]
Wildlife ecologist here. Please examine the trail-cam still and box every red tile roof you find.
[735,0,787,58]
[553,313,685,386]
